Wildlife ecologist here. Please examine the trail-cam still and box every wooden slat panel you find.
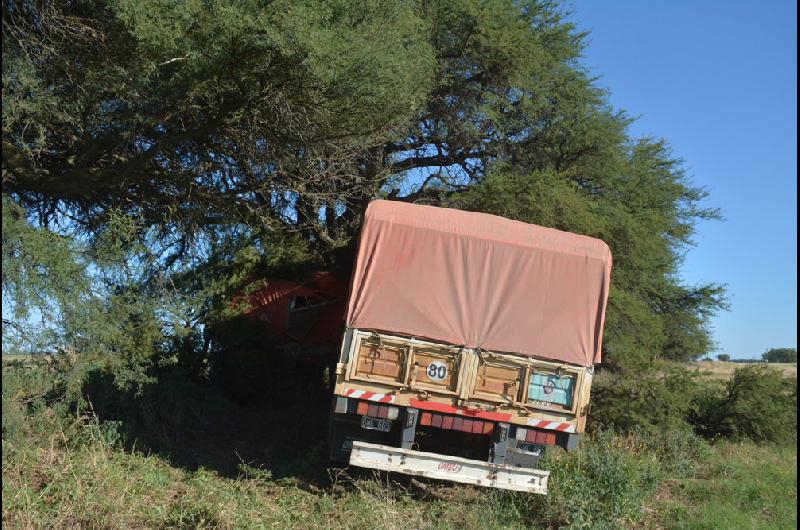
[354,340,407,382]
[474,360,523,401]
[482,364,519,379]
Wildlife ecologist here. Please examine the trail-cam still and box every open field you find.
[691,361,797,380]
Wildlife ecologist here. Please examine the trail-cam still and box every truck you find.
[328,200,612,494]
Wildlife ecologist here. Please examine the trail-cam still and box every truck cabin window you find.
[527,372,575,408]
[286,295,328,340]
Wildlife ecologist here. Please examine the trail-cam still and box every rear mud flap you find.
[349,441,549,494]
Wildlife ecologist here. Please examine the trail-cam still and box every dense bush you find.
[1,367,25,442]
[524,429,663,528]
[1,357,82,443]
[590,363,797,445]
[692,365,797,444]
[206,316,302,404]
[589,365,701,432]
[631,427,712,478]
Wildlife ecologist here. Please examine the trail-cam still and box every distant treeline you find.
[728,358,797,364]
[714,348,797,364]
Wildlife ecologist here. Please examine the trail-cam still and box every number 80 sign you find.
[426,361,448,382]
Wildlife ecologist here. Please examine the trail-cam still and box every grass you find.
[2,361,796,529]
[0,425,549,529]
[650,443,797,529]
[4,424,795,529]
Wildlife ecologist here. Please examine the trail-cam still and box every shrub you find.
[691,365,797,444]
[1,359,78,442]
[589,365,700,433]
[1,367,25,442]
[630,427,712,478]
[526,429,663,529]
[716,354,730,362]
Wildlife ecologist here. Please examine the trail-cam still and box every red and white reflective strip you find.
[526,418,576,433]
[343,388,395,403]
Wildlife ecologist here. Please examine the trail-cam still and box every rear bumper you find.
[348,441,549,494]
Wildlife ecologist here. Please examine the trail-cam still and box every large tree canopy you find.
[3,0,726,370]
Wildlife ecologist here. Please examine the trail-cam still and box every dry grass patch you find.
[690,361,796,381]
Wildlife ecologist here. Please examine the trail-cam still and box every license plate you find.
[516,442,545,456]
[361,416,392,432]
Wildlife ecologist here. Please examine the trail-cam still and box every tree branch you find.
[388,151,483,173]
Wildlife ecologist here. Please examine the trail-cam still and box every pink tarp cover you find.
[345,200,612,367]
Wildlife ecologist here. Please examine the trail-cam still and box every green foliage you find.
[589,364,702,432]
[3,0,435,248]
[717,354,731,361]
[530,429,663,529]
[632,427,712,478]
[691,365,797,444]
[1,367,25,441]
[762,347,797,363]
[3,0,728,369]
[1,357,82,442]
[590,363,797,446]
[1,196,90,351]
[2,196,191,394]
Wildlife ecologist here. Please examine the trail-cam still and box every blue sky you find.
[569,1,797,358]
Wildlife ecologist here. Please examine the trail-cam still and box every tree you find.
[3,0,727,371]
[717,354,731,362]
[2,194,189,390]
[762,348,797,363]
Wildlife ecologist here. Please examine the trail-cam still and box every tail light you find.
[515,426,557,445]
[418,411,494,434]
[355,400,399,420]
